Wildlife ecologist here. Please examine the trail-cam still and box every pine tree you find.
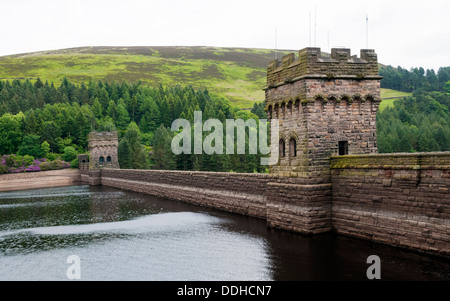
[34,77,44,89]
[122,89,131,112]
[124,122,141,151]
[24,110,37,135]
[107,100,118,120]
[73,111,89,148]
[159,97,171,127]
[139,97,160,133]
[92,97,103,118]
[41,121,61,153]
[122,122,150,169]
[139,113,153,133]
[118,139,132,169]
[115,104,130,131]
[133,147,149,169]
[130,95,138,121]
[41,141,50,158]
[152,125,175,170]
[98,87,110,111]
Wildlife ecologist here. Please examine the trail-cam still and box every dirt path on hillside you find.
[0,169,81,192]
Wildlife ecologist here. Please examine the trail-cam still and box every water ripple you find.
[0,212,221,237]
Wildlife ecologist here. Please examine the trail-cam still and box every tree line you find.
[379,65,450,93]
[377,64,450,153]
[0,78,266,173]
[0,70,449,173]
[377,89,450,153]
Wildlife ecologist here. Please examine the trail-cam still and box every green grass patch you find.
[380,88,412,99]
[379,89,412,111]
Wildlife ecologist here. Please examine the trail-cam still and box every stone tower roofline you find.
[88,131,119,148]
[266,47,382,88]
[88,131,118,140]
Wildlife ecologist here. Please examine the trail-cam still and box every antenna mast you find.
[314,4,317,47]
[275,27,278,60]
[327,30,330,54]
[309,11,311,46]
[366,13,369,49]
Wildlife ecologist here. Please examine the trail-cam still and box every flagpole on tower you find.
[366,13,369,49]
[314,4,317,47]
[309,11,311,47]
[275,27,278,60]
[327,30,330,54]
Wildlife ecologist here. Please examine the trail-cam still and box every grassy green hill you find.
[0,46,288,108]
[0,46,409,109]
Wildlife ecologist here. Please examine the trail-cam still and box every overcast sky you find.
[1,0,448,70]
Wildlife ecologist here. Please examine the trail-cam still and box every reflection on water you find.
[0,185,449,281]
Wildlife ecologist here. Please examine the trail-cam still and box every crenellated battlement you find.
[88,131,118,142]
[266,47,380,88]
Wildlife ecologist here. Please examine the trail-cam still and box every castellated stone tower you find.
[265,47,382,182]
[88,131,120,169]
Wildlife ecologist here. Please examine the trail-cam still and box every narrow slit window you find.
[279,139,285,158]
[338,141,348,156]
[289,138,297,157]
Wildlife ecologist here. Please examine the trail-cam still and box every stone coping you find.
[331,152,450,169]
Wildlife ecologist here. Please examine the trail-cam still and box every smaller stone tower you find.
[77,154,89,170]
[88,131,120,169]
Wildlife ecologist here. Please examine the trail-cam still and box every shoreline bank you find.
[0,169,81,192]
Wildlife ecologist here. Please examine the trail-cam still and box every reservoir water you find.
[0,185,448,281]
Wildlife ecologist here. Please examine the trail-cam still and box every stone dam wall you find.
[80,152,450,257]
[82,168,334,235]
[331,152,450,257]
[100,169,271,219]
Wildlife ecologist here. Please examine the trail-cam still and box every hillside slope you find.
[0,46,403,109]
[0,46,286,108]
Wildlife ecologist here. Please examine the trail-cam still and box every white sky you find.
[0,0,449,70]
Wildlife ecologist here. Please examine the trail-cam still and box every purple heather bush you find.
[32,159,43,166]
[0,154,71,174]
[10,166,26,173]
[25,165,41,172]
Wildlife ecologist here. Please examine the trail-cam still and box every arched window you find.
[106,156,112,162]
[279,139,285,158]
[99,156,105,163]
[289,138,297,157]
[294,99,300,116]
